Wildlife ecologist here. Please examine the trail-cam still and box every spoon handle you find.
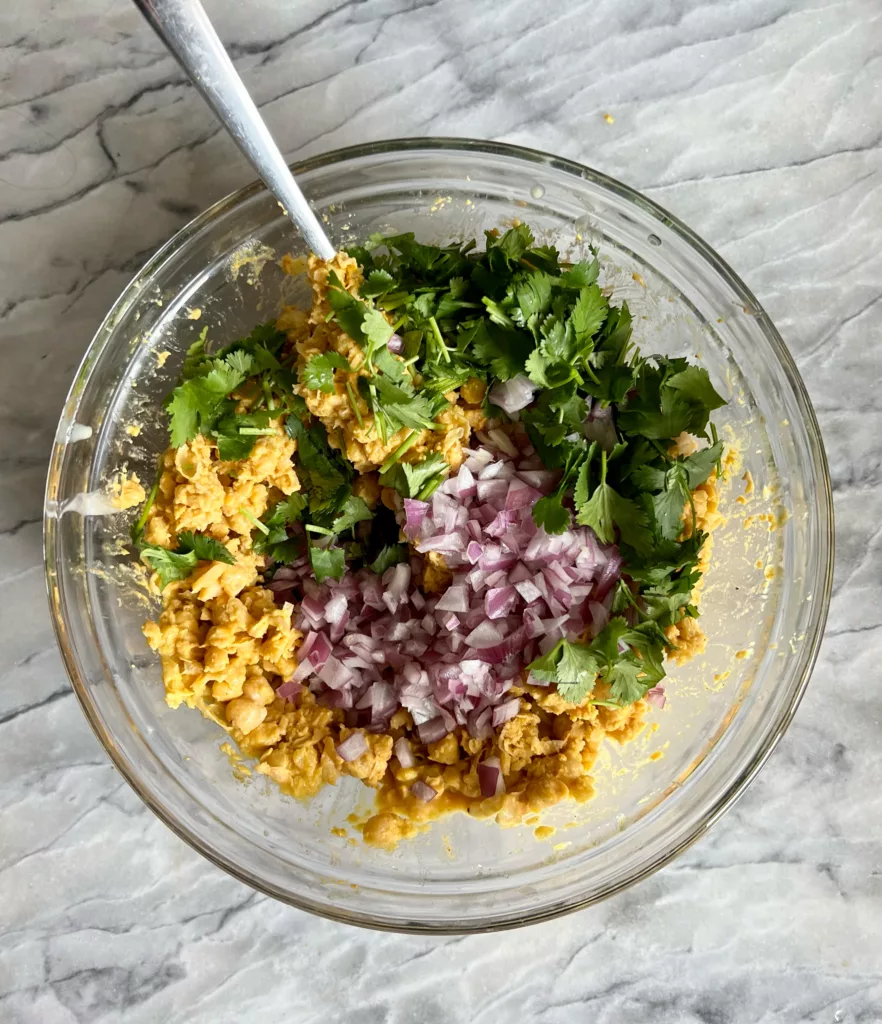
[134,0,336,260]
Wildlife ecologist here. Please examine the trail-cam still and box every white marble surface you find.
[1,0,881,1020]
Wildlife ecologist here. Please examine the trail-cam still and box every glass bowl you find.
[44,139,833,932]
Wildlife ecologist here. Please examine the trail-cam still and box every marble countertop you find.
[2,0,880,1020]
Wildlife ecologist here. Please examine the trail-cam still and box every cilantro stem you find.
[380,430,419,473]
[262,380,275,411]
[130,458,162,548]
[345,381,364,430]
[415,475,444,501]
[582,360,602,387]
[427,316,450,363]
[239,427,277,436]
[240,508,269,535]
[649,439,672,461]
[305,524,335,536]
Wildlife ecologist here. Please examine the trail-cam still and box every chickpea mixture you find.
[136,233,726,850]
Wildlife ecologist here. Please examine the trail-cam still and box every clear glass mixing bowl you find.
[44,139,833,932]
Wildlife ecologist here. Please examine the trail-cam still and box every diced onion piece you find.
[394,736,415,768]
[435,584,470,614]
[336,731,368,762]
[417,716,449,744]
[411,779,437,802]
[276,679,302,701]
[465,621,505,650]
[645,686,666,709]
[477,756,505,798]
[488,374,537,414]
[492,697,520,727]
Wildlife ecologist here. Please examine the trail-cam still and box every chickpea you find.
[353,472,381,508]
[427,733,460,765]
[460,377,487,405]
[211,677,244,702]
[243,677,275,706]
[226,698,267,735]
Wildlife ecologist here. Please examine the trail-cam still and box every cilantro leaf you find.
[570,283,608,346]
[326,271,393,365]
[680,441,724,488]
[666,366,726,412]
[369,376,440,433]
[302,351,352,393]
[576,451,653,554]
[308,545,346,584]
[165,357,247,447]
[139,547,199,590]
[140,531,234,589]
[176,531,235,564]
[285,414,351,503]
[263,493,308,528]
[653,481,689,542]
[559,259,599,290]
[212,409,277,461]
[608,660,647,705]
[526,637,600,705]
[369,543,408,574]
[532,493,571,534]
[380,452,449,500]
[465,320,533,381]
[328,495,372,534]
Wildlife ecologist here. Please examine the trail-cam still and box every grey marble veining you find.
[1,0,880,1020]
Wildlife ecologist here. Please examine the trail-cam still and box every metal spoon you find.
[133,0,336,260]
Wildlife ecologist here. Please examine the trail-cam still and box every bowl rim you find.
[44,136,835,932]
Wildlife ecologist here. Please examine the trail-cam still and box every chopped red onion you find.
[514,579,542,604]
[488,374,537,415]
[435,584,469,613]
[477,756,505,798]
[465,621,505,649]
[487,428,519,458]
[387,332,404,354]
[455,463,477,499]
[403,498,429,539]
[336,731,368,762]
[485,585,518,620]
[269,429,625,747]
[411,779,438,802]
[645,686,666,709]
[492,698,520,728]
[417,716,449,744]
[394,736,415,768]
[276,679,302,701]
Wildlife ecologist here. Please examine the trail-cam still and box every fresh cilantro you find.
[532,494,572,534]
[380,452,449,500]
[327,495,372,534]
[308,544,346,584]
[369,543,408,575]
[680,440,724,488]
[575,449,653,554]
[570,283,609,347]
[302,351,352,394]
[212,409,277,461]
[465,320,533,381]
[264,493,308,528]
[140,531,234,590]
[369,376,441,434]
[284,414,351,505]
[326,271,393,367]
[529,617,668,707]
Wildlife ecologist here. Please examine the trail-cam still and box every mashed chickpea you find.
[136,250,724,851]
